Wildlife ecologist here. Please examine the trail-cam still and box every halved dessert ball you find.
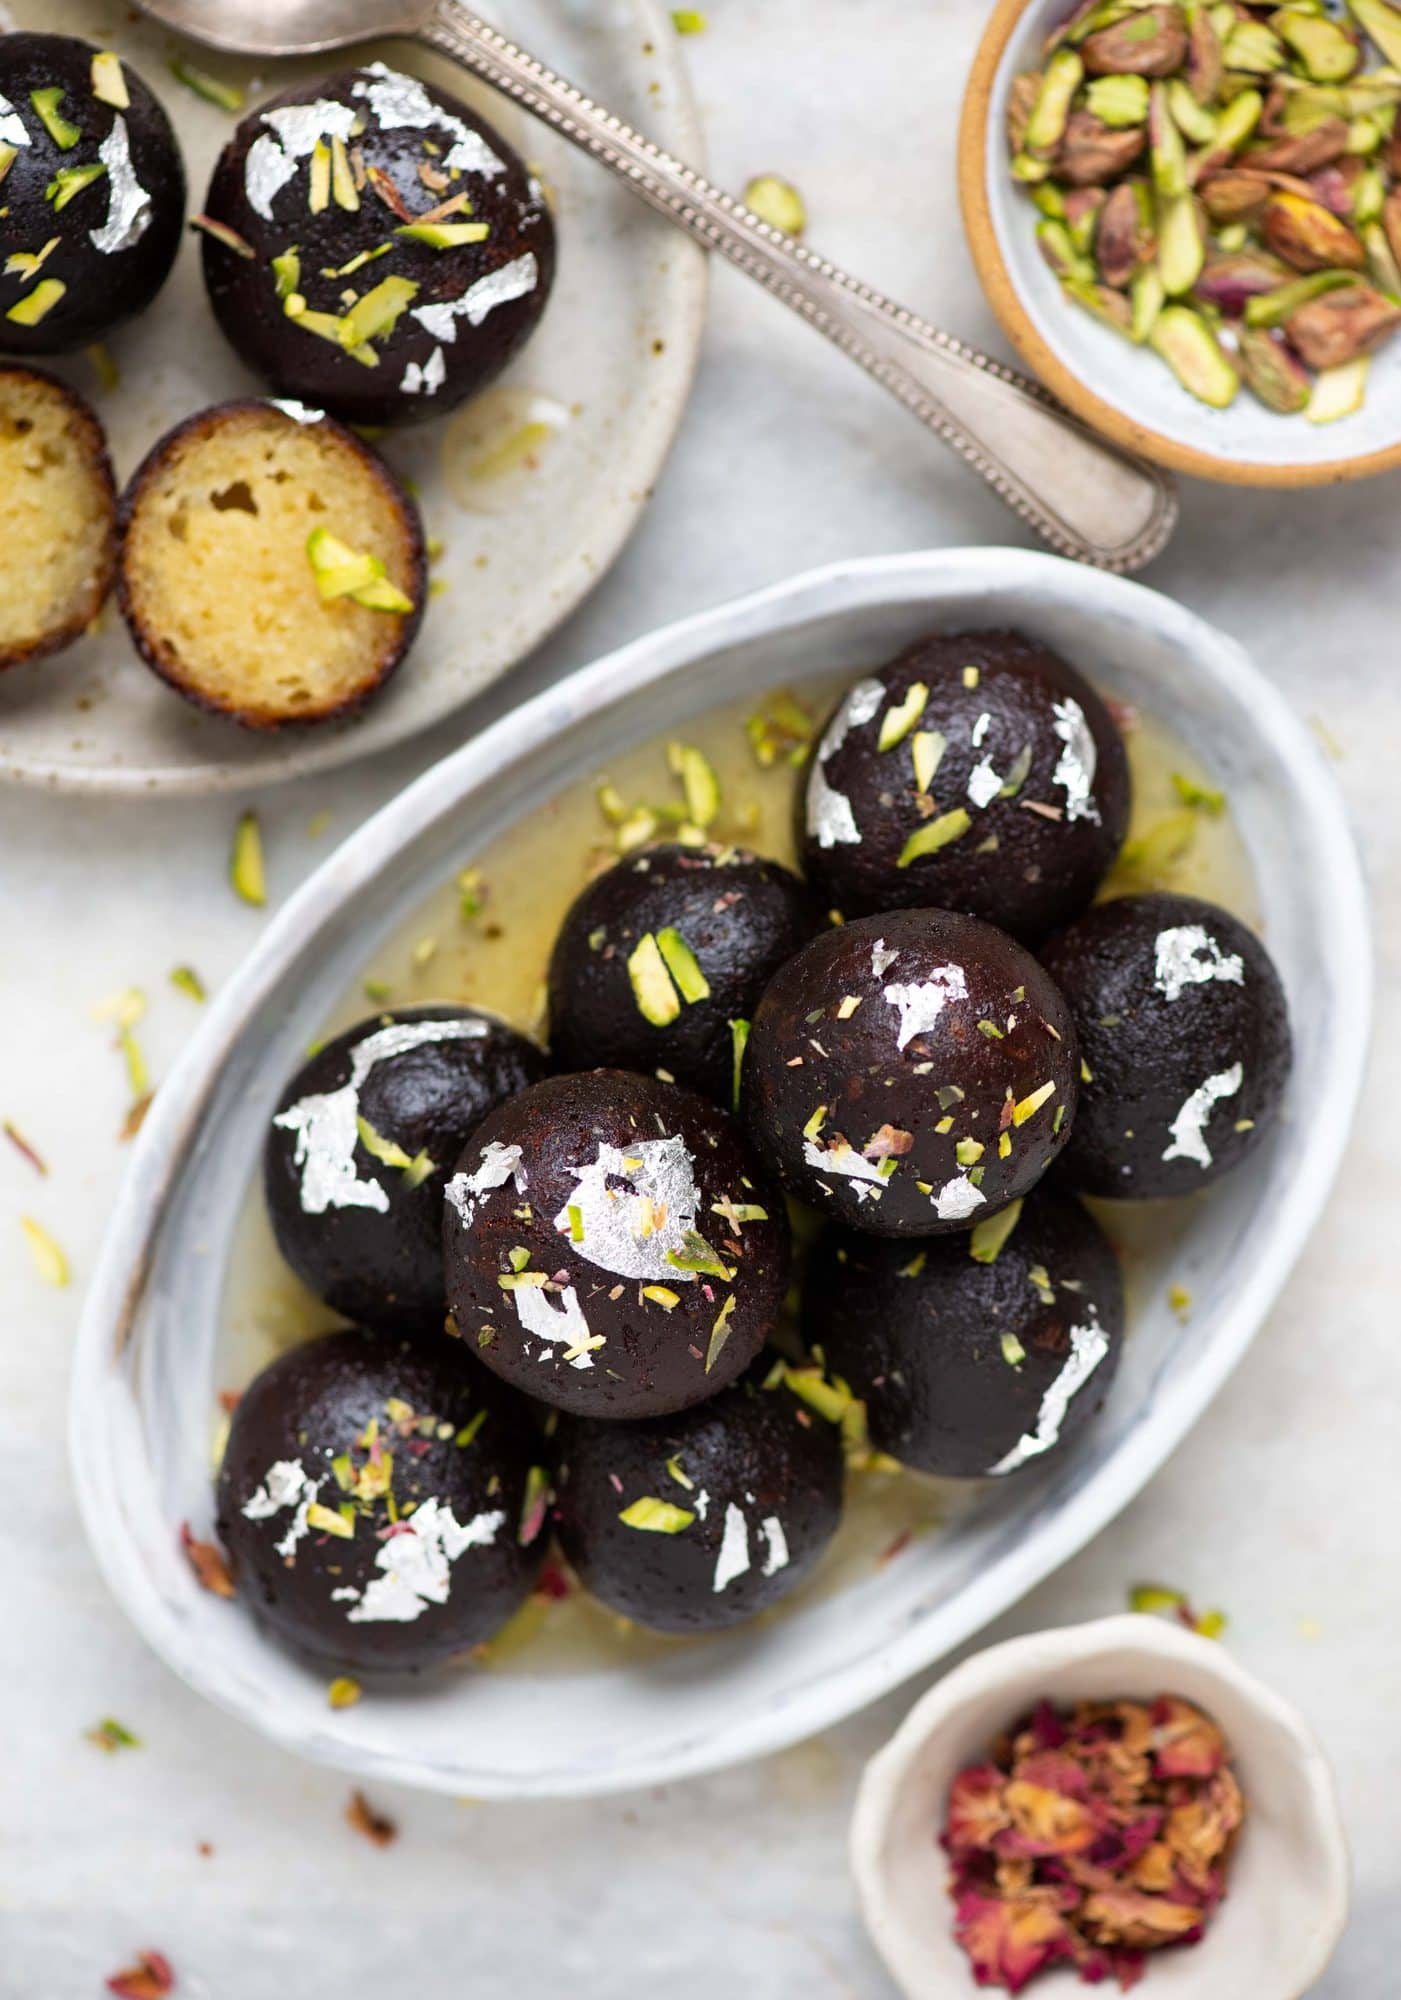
[0,365,115,670]
[1040,891,1292,1199]
[553,1372,843,1633]
[265,1004,547,1334]
[442,1070,791,1420]
[803,1185,1124,1479]
[117,399,426,727]
[801,632,1131,942]
[216,1326,548,1672]
[0,33,185,354]
[546,842,819,1103]
[198,63,556,427]
[742,909,1079,1238]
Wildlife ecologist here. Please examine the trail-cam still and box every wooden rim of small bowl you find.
[958,0,1401,488]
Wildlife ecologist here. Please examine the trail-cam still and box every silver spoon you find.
[135,0,1178,572]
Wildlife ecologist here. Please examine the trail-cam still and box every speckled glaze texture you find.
[800,631,1130,942]
[264,1004,545,1332]
[216,1326,547,1672]
[200,64,556,428]
[554,1375,844,1633]
[546,842,820,1102]
[804,1184,1123,1478]
[1041,892,1292,1198]
[742,908,1079,1237]
[442,1070,790,1418]
[0,33,184,354]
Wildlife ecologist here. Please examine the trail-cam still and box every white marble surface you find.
[3,3,1398,1994]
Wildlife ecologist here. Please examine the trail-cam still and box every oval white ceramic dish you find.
[850,1613,1351,2000]
[0,0,705,795]
[960,0,1401,486]
[69,547,1370,1799]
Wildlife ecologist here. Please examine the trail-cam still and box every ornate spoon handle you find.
[419,0,1178,572]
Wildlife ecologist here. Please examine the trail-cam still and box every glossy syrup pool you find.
[217,677,1256,1675]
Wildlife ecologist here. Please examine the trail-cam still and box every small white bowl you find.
[851,1614,1350,2000]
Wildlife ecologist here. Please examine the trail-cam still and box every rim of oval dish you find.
[959,0,1401,488]
[68,547,1372,1797]
[0,0,708,797]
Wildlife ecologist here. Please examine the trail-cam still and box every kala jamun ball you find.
[1040,891,1292,1199]
[217,1326,548,1672]
[0,365,116,671]
[198,63,556,427]
[553,1372,844,1634]
[741,909,1079,1238]
[0,34,185,355]
[441,1070,790,1419]
[546,842,819,1103]
[802,1184,1125,1479]
[801,631,1131,942]
[265,1004,546,1334]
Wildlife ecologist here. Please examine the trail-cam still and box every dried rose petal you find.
[955,1886,1078,1995]
[946,1763,1013,1854]
[106,1952,175,2000]
[1080,1886,1204,1950]
[346,1788,397,1846]
[179,1522,234,1599]
[1149,1696,1224,1780]
[1001,1777,1097,1858]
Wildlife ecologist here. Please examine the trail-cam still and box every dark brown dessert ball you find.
[803,1185,1124,1479]
[801,632,1131,942]
[217,1326,547,1671]
[265,1005,545,1334]
[442,1070,790,1420]
[741,909,1079,1239]
[546,843,820,1103]
[553,1373,843,1633]
[0,365,115,670]
[0,35,184,354]
[1040,892,1292,1199]
[117,400,426,727]
[199,63,556,428]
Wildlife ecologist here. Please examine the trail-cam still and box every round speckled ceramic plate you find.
[70,549,1371,1799]
[0,0,706,794]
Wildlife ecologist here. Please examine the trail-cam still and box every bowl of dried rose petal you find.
[850,1612,1349,1998]
[960,0,1401,484]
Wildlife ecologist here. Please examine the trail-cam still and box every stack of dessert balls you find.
[220,630,1293,1675]
[1,35,553,721]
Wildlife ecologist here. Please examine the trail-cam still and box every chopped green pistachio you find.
[897,808,972,868]
[666,1230,732,1280]
[1171,771,1225,814]
[782,1363,854,1425]
[21,1215,69,1287]
[729,1018,749,1112]
[955,1137,985,1166]
[46,161,106,211]
[744,689,813,767]
[305,527,414,613]
[86,1716,141,1751]
[6,279,66,327]
[1085,73,1150,127]
[518,1463,550,1544]
[977,1019,1005,1040]
[90,52,129,110]
[627,932,681,1027]
[271,246,301,298]
[330,133,359,212]
[119,1026,148,1100]
[706,1292,737,1372]
[934,1115,953,1134]
[189,211,254,257]
[1001,1332,1026,1369]
[322,243,393,279]
[911,728,946,794]
[1012,1081,1057,1126]
[1168,1284,1193,1320]
[0,144,17,185]
[311,138,329,213]
[168,57,246,112]
[656,927,710,1004]
[356,1115,415,1172]
[969,1198,1024,1265]
[339,274,419,348]
[305,1501,354,1538]
[997,1132,1012,1160]
[1027,1263,1056,1304]
[1129,1583,1186,1616]
[396,219,490,248]
[836,995,862,1020]
[4,238,59,279]
[455,1409,488,1448]
[30,88,80,148]
[619,1495,695,1533]
[877,681,928,752]
[962,665,980,689]
[899,1250,927,1278]
[802,1103,828,1141]
[671,7,707,29]
[665,1454,695,1489]
[668,743,720,827]
[1052,1104,1067,1136]
[641,1284,681,1309]
[327,1676,361,1709]
[230,811,266,907]
[743,172,806,235]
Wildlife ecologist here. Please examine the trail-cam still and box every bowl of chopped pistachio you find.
[960,0,1401,483]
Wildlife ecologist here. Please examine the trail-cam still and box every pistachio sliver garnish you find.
[305,527,413,613]
[619,1496,695,1533]
[90,51,130,110]
[910,728,946,794]
[6,279,66,327]
[897,808,973,868]
[29,87,80,149]
[706,1293,736,1372]
[656,927,710,1004]
[396,219,491,248]
[969,1198,1024,1265]
[627,933,681,1026]
[168,57,245,112]
[230,811,267,906]
[189,212,254,258]
[729,1018,749,1112]
[330,133,359,212]
[271,247,301,298]
[877,681,929,752]
[337,274,418,348]
[743,173,807,234]
[46,161,106,211]
[21,1214,70,1287]
[1149,305,1239,405]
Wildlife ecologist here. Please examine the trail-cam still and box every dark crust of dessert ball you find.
[441,1070,791,1420]
[265,1005,546,1334]
[0,35,185,355]
[800,631,1131,943]
[742,909,1079,1239]
[0,364,116,671]
[216,1326,547,1672]
[1040,891,1292,1200]
[803,1185,1124,1480]
[553,1375,844,1634]
[546,843,820,1104]
[199,63,556,427]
